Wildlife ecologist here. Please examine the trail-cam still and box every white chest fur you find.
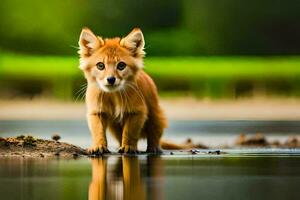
[98,93,126,121]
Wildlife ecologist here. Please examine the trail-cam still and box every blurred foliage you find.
[0,0,300,56]
[1,53,300,99]
[0,0,182,55]
[1,0,300,99]
[183,0,300,55]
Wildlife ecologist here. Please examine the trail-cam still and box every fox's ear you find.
[120,28,145,57]
[78,28,104,57]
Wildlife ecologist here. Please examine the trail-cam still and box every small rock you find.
[190,149,199,154]
[208,150,221,155]
[185,138,192,144]
[73,153,79,158]
[52,134,61,142]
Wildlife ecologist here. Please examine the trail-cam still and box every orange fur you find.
[78,27,167,153]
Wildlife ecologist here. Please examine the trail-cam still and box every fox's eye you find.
[96,62,105,70]
[117,62,126,71]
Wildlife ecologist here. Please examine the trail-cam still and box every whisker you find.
[74,84,86,97]
[70,45,80,50]
[74,83,87,102]
[79,86,88,101]
[79,85,87,100]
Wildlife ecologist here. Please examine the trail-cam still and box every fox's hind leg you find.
[146,126,163,153]
[145,113,166,153]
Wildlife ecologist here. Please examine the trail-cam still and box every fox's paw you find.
[118,145,139,154]
[146,146,163,154]
[88,145,110,155]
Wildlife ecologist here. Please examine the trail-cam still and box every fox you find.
[78,27,202,154]
[78,27,167,154]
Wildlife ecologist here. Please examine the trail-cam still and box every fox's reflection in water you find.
[89,156,164,200]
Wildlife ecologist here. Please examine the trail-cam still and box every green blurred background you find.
[1,0,300,100]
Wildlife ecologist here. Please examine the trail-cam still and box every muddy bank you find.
[0,135,87,158]
[0,134,299,158]
[234,133,300,148]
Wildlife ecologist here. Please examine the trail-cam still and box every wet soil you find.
[0,135,87,158]
[235,133,300,148]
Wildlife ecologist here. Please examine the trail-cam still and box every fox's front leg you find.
[119,113,146,154]
[87,113,109,154]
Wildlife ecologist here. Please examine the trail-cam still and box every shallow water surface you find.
[0,120,299,148]
[0,120,300,200]
[0,154,300,200]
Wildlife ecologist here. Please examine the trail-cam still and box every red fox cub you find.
[78,27,167,154]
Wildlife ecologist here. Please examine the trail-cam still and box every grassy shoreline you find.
[2,53,300,77]
[1,53,300,99]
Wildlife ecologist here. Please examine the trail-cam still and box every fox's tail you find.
[159,138,208,150]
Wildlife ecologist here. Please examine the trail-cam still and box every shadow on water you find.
[0,154,300,200]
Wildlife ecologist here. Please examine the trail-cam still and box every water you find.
[0,120,299,148]
[0,120,300,200]
[0,154,300,200]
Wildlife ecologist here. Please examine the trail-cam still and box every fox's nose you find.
[107,76,116,85]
